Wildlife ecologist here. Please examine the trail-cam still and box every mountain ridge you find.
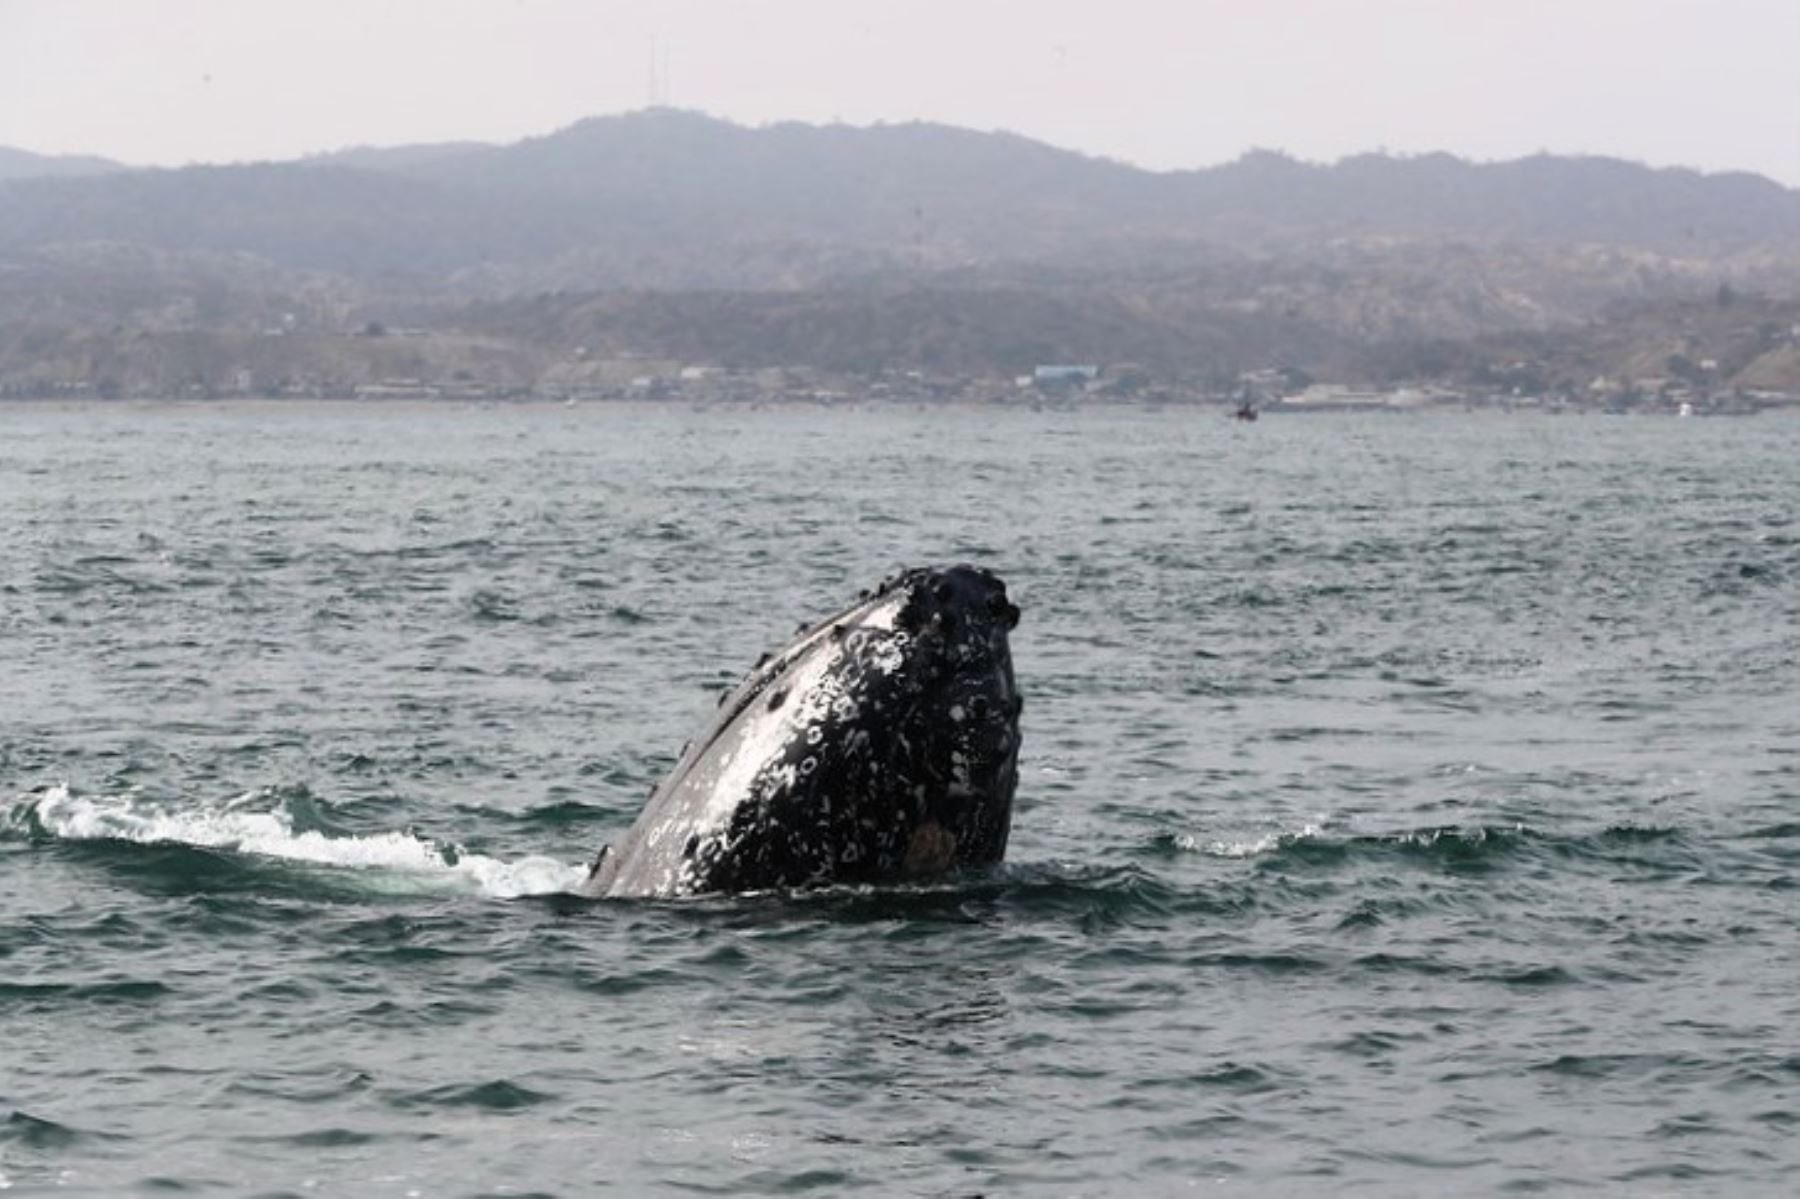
[13,107,1792,191]
[0,145,126,182]
[4,108,1795,290]
[3,110,1799,395]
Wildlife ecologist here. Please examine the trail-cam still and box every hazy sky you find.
[3,0,1797,183]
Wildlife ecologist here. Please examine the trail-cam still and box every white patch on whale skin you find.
[683,591,902,839]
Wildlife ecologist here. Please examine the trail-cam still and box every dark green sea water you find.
[3,401,1798,1195]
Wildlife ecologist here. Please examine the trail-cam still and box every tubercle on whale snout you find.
[742,565,1017,697]
[893,565,1021,638]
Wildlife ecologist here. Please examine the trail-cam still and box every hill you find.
[0,146,124,182]
[5,110,1797,289]
[2,110,1799,395]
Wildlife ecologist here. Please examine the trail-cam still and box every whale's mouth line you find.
[684,582,910,778]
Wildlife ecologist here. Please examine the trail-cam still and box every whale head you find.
[584,564,1022,898]
[878,564,1022,870]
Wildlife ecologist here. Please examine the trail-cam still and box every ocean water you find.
[2,401,1797,1196]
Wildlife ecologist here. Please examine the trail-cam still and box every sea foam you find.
[19,784,589,900]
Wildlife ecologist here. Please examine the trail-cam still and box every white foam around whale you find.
[20,784,589,899]
[1173,823,1326,858]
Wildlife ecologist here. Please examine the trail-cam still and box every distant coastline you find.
[7,379,1797,417]
[3,291,1795,414]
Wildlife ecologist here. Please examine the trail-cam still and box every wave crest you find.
[7,785,588,900]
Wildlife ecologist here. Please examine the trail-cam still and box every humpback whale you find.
[579,565,1022,899]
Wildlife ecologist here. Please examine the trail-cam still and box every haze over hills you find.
[2,109,1798,398]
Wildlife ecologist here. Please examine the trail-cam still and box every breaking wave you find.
[5,785,589,900]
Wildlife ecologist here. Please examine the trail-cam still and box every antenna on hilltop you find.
[647,37,673,108]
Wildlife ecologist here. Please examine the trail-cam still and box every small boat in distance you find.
[1232,384,1260,422]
